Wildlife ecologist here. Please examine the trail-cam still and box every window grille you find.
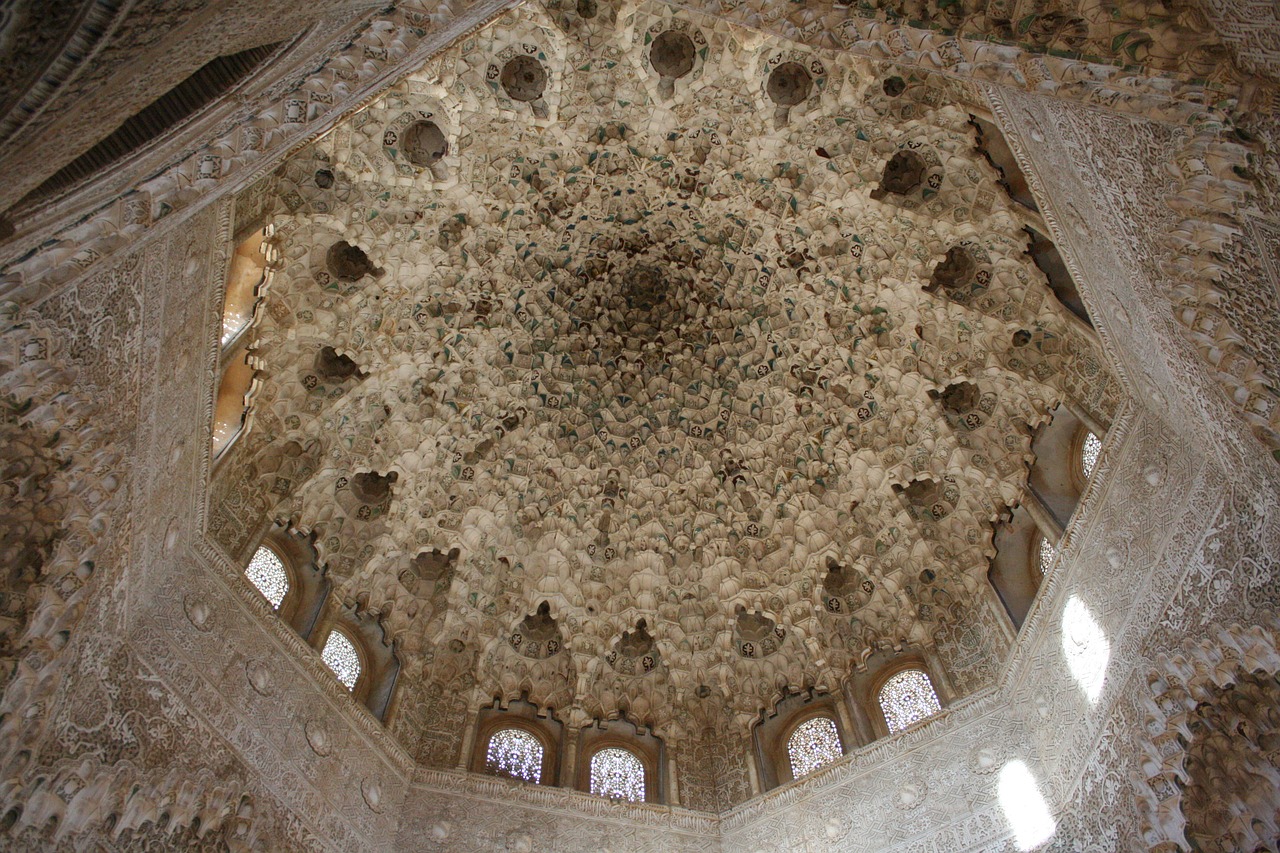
[484,728,544,783]
[786,717,841,778]
[589,747,645,802]
[245,546,288,609]
[321,630,361,689]
[1039,538,1058,577]
[1081,432,1101,478]
[879,669,942,733]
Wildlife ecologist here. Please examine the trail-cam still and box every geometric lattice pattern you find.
[1039,537,1059,577]
[321,630,361,690]
[1081,432,1101,478]
[589,747,645,802]
[879,669,942,734]
[244,546,288,609]
[786,717,842,779]
[485,728,544,783]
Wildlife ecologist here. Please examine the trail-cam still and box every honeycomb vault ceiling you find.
[211,0,1121,792]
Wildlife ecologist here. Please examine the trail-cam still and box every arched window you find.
[589,747,645,802]
[245,545,289,609]
[211,351,258,459]
[471,698,562,784]
[1028,403,1096,532]
[315,606,399,720]
[878,669,942,734]
[321,630,361,690]
[484,727,545,783]
[786,716,842,778]
[212,227,274,462]
[752,690,849,789]
[1038,537,1058,579]
[244,525,331,642]
[222,227,274,346]
[1080,431,1101,479]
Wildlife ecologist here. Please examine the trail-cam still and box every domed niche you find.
[325,241,381,282]
[349,470,396,505]
[509,602,565,659]
[893,476,958,522]
[873,150,927,198]
[650,31,695,80]
[314,345,363,381]
[401,120,448,168]
[767,61,812,106]
[606,619,661,675]
[925,246,987,304]
[934,380,981,416]
[734,607,785,659]
[766,61,813,129]
[410,547,459,581]
[501,55,548,103]
[820,558,874,614]
[399,547,460,596]
[929,381,998,437]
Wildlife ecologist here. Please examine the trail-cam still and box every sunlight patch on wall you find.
[999,760,1055,850]
[1062,594,1110,703]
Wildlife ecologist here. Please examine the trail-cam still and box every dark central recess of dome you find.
[620,264,667,312]
[552,231,723,356]
[597,255,707,348]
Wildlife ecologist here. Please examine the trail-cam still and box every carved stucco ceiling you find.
[236,0,1121,739]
